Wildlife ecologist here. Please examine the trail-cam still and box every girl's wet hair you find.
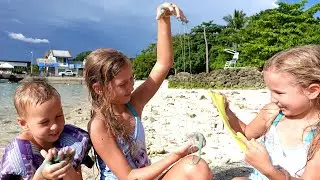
[263,44,320,175]
[84,48,134,152]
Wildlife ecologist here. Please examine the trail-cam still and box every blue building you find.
[37,50,84,76]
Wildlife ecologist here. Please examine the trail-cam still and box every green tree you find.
[133,0,320,78]
[223,10,247,30]
[73,51,92,62]
[173,21,224,73]
[239,0,320,67]
[132,44,157,79]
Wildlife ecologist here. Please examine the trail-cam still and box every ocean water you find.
[0,82,89,121]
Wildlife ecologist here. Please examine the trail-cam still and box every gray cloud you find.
[0,0,281,59]
[8,32,50,43]
[17,0,279,27]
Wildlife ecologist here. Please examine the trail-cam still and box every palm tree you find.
[223,10,247,30]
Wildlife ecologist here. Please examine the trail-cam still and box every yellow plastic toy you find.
[208,91,247,152]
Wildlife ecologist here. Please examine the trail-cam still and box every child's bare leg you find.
[232,177,249,180]
[161,155,213,180]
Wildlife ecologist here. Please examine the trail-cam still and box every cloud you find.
[12,18,23,24]
[272,1,280,8]
[8,32,49,43]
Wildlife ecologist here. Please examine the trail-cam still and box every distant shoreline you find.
[20,76,86,84]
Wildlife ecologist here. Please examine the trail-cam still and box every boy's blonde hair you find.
[14,80,61,118]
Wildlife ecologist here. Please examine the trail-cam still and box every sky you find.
[0,0,318,62]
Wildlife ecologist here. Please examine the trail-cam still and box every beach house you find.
[37,50,84,76]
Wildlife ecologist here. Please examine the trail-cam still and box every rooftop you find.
[46,50,72,58]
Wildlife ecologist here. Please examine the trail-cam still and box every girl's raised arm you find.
[131,3,187,113]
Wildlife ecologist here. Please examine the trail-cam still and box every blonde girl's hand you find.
[239,136,275,176]
[217,92,230,111]
[156,2,188,23]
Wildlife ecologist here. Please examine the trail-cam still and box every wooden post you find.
[203,26,209,73]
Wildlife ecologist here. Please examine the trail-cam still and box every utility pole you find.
[203,26,209,73]
[30,51,33,75]
[183,34,186,72]
[188,36,191,73]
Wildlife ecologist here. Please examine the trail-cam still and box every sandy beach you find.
[0,80,271,179]
[68,80,271,179]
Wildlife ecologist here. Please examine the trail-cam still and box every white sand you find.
[72,80,271,179]
[0,80,271,179]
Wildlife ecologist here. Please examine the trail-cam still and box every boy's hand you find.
[62,166,78,180]
[37,148,73,179]
[59,148,81,179]
[63,147,76,161]
[41,147,76,164]
[156,2,188,23]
